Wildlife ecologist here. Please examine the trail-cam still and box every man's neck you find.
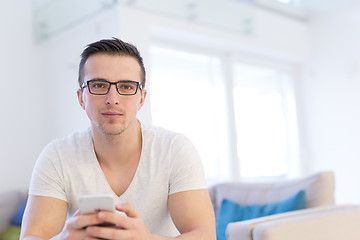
[91,120,142,166]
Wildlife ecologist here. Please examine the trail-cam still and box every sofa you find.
[208,171,360,240]
[227,204,360,240]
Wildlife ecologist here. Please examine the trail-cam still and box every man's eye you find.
[119,84,134,90]
[92,83,107,88]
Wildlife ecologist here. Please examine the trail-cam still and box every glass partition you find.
[33,0,117,42]
[33,0,253,42]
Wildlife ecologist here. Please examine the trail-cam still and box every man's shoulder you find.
[47,128,91,150]
[37,128,92,165]
[142,123,182,139]
[141,123,191,147]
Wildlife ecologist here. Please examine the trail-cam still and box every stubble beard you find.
[97,120,130,136]
[91,107,138,137]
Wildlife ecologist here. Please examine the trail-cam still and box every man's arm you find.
[167,189,216,240]
[21,195,113,240]
[20,195,68,240]
[81,189,216,240]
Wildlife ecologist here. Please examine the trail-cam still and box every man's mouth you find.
[101,111,124,118]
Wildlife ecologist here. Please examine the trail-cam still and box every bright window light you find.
[149,45,300,183]
[149,46,230,184]
[232,63,294,178]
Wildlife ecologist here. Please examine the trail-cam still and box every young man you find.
[20,38,216,240]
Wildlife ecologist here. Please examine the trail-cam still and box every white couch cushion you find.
[208,171,335,215]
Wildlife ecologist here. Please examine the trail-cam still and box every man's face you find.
[77,54,147,136]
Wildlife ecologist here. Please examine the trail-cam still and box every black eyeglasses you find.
[81,79,143,95]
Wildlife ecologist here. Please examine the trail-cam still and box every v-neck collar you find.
[86,122,145,199]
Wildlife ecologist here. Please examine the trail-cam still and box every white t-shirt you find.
[29,123,207,237]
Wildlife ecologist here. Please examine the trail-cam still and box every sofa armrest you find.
[253,205,360,240]
[226,205,358,240]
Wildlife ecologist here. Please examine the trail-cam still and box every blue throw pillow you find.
[216,190,306,240]
[10,197,28,226]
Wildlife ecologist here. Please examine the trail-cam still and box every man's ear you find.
[138,90,147,110]
[77,89,86,110]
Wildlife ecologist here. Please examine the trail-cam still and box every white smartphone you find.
[78,194,115,215]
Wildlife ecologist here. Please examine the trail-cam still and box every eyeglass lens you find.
[88,80,139,95]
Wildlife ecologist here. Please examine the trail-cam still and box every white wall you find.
[0,0,45,192]
[299,5,360,204]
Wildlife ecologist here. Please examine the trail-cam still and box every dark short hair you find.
[78,37,146,88]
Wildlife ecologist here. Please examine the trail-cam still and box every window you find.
[232,62,296,178]
[149,45,299,183]
[149,46,230,184]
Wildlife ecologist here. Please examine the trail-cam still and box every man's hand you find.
[55,210,119,240]
[84,203,154,240]
[22,191,215,240]
[20,195,128,240]
[84,190,217,240]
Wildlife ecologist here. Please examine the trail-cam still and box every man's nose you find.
[105,84,120,105]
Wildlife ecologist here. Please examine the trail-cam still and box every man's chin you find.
[94,119,138,136]
[101,128,127,136]
[96,124,128,136]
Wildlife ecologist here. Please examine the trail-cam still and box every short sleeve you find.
[168,134,207,195]
[29,142,67,202]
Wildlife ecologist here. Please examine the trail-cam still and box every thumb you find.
[115,203,139,218]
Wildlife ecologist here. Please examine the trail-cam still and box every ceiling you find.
[293,0,360,13]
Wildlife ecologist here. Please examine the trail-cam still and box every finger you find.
[116,203,140,218]
[86,225,130,240]
[69,213,107,229]
[96,210,133,229]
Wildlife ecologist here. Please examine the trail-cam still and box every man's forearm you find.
[22,234,61,240]
[22,237,44,240]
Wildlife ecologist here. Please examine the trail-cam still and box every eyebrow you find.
[87,78,108,82]
[87,78,139,83]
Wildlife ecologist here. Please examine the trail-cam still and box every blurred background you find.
[1,0,360,205]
